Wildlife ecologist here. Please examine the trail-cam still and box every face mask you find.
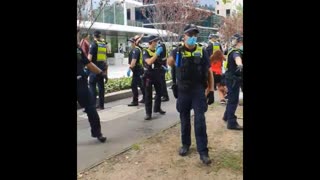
[186,36,197,46]
[128,42,132,47]
[239,45,243,51]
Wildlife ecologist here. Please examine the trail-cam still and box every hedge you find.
[103,71,172,93]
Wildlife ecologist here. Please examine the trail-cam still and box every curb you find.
[77,80,173,109]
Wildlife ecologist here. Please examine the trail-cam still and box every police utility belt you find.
[143,64,161,71]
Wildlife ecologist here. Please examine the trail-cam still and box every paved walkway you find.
[77,90,179,172]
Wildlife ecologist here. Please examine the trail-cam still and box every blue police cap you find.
[208,34,219,39]
[232,34,243,42]
[94,30,102,38]
[184,24,199,34]
[148,35,160,42]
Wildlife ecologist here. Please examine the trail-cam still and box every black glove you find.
[207,91,214,105]
[172,84,178,98]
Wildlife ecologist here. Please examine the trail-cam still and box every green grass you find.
[212,150,243,172]
[132,144,140,151]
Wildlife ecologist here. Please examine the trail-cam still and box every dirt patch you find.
[78,103,243,180]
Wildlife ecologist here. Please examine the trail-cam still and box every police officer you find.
[167,24,215,165]
[142,35,166,120]
[222,34,243,130]
[127,35,145,106]
[77,40,107,143]
[206,34,223,58]
[88,30,108,110]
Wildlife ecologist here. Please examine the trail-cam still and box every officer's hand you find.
[156,46,163,56]
[172,84,178,99]
[98,71,107,79]
[127,68,131,77]
[207,91,214,105]
[236,64,243,72]
[102,72,108,80]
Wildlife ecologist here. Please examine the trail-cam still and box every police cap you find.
[93,30,102,38]
[148,35,160,42]
[183,24,199,34]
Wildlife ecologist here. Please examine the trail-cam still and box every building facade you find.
[215,0,243,17]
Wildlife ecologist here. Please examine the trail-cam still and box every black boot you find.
[128,102,138,106]
[97,135,107,143]
[96,105,104,110]
[227,124,243,130]
[139,99,145,104]
[200,154,212,165]
[144,114,152,120]
[161,96,169,102]
[179,145,190,156]
[154,109,166,115]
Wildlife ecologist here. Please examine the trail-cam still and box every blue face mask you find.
[186,36,197,46]
[239,45,243,51]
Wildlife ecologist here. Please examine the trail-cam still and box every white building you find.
[215,0,243,17]
[78,0,177,63]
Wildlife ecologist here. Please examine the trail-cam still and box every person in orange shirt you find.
[206,34,227,104]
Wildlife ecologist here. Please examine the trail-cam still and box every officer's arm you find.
[167,49,177,67]
[203,49,214,92]
[235,56,243,66]
[130,49,139,69]
[130,59,137,69]
[86,62,103,74]
[206,44,213,57]
[167,55,175,67]
[87,54,93,62]
[145,53,158,65]
[207,70,214,91]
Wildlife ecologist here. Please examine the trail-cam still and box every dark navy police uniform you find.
[171,44,210,156]
[88,41,107,109]
[223,49,243,129]
[77,47,102,137]
[128,46,145,103]
[143,48,163,117]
